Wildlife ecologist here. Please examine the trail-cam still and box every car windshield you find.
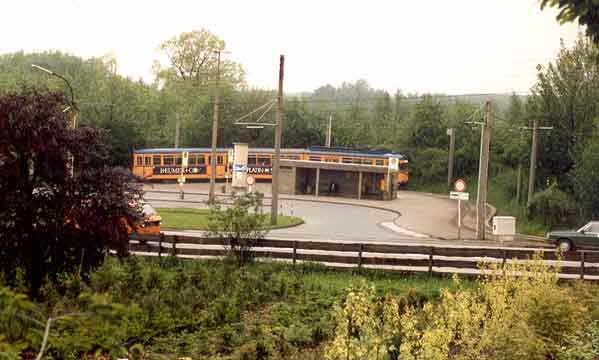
[142,203,158,217]
[577,224,589,233]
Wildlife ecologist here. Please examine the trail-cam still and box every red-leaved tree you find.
[0,90,142,296]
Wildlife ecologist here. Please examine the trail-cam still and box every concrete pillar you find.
[358,171,363,200]
[291,167,297,195]
[315,168,320,197]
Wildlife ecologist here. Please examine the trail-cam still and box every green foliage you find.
[1,257,459,359]
[572,135,599,219]
[540,0,599,46]
[208,192,268,265]
[400,258,587,359]
[325,281,400,360]
[528,184,577,226]
[410,148,447,185]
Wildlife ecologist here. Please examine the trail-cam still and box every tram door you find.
[207,155,226,178]
[216,155,225,177]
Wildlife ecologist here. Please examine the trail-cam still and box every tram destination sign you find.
[153,166,206,175]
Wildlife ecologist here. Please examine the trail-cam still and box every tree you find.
[572,135,599,219]
[540,0,599,46]
[0,90,143,296]
[528,35,599,192]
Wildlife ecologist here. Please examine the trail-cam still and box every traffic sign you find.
[388,157,399,172]
[233,164,247,172]
[246,176,255,185]
[450,191,469,201]
[454,179,467,192]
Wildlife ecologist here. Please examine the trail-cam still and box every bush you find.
[208,192,268,265]
[398,257,587,360]
[527,185,577,226]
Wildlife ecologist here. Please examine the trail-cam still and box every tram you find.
[132,146,409,186]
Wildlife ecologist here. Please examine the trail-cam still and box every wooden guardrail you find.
[129,233,599,279]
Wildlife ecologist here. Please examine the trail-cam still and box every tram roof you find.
[133,147,406,159]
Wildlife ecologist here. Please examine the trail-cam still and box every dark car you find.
[546,221,599,252]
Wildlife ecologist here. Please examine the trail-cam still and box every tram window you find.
[163,155,174,166]
[136,156,143,166]
[153,156,161,166]
[188,155,197,166]
[353,158,362,164]
[309,156,321,161]
[258,156,270,166]
[342,157,353,164]
[217,155,224,165]
[362,159,373,165]
[400,163,408,171]
[375,159,384,166]
[144,156,152,166]
[175,156,182,165]
[198,155,205,165]
[248,156,257,165]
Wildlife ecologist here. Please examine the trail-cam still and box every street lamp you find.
[31,64,77,128]
[32,64,78,175]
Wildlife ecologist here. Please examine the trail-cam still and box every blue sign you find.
[233,164,248,172]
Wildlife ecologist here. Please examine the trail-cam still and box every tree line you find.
[1,30,599,222]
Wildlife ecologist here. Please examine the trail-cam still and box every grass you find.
[157,207,304,230]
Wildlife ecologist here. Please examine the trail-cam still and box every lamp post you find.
[32,64,78,175]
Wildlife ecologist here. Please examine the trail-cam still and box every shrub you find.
[527,184,576,226]
[324,281,400,360]
[399,256,588,360]
[209,192,268,265]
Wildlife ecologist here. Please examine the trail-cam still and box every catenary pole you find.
[447,128,455,188]
[271,55,284,225]
[476,100,492,240]
[209,51,221,203]
[527,118,539,208]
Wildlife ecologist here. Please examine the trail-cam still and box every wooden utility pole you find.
[209,51,221,203]
[174,114,180,148]
[527,118,539,207]
[476,100,492,240]
[326,114,332,147]
[271,55,284,225]
[447,128,455,188]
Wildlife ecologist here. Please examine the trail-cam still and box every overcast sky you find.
[2,0,580,95]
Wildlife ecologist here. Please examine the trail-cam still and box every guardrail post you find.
[171,235,178,257]
[292,241,297,266]
[428,247,434,275]
[158,233,164,259]
[580,251,585,280]
[502,249,507,275]
[358,244,364,270]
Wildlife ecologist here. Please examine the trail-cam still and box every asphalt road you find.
[143,183,545,248]
[144,190,403,242]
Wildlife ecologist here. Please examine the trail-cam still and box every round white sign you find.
[454,179,466,192]
[246,176,255,185]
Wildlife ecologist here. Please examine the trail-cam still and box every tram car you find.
[132,146,409,186]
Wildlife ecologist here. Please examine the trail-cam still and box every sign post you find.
[178,151,189,200]
[247,175,255,193]
[450,179,468,240]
